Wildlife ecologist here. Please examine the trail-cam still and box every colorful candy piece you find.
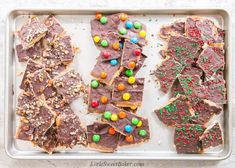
[112,77,145,108]
[153,57,184,93]
[174,124,205,154]
[87,122,120,152]
[119,13,128,21]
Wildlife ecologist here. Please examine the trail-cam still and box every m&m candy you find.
[100,71,107,79]
[131,117,139,125]
[91,80,99,89]
[128,61,136,69]
[134,21,142,29]
[95,13,102,20]
[92,134,100,142]
[128,76,136,84]
[117,83,125,91]
[139,30,146,37]
[111,113,118,121]
[137,120,143,127]
[118,111,126,119]
[130,106,137,110]
[101,40,108,47]
[134,48,141,56]
[123,92,131,101]
[120,13,128,21]
[139,129,147,137]
[130,37,138,44]
[100,16,107,24]
[110,59,118,66]
[119,42,123,49]
[125,21,133,29]
[103,51,111,59]
[108,127,116,135]
[112,42,120,50]
[104,111,111,120]
[91,100,99,108]
[119,28,127,35]
[125,69,133,77]
[125,124,133,133]
[100,96,108,104]
[125,135,133,142]
[93,36,100,43]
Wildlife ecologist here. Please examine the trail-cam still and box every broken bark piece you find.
[197,47,225,78]
[17,16,47,49]
[44,15,65,44]
[15,117,34,141]
[171,80,185,97]
[174,124,205,154]
[15,41,44,62]
[87,122,120,152]
[200,123,223,150]
[154,94,193,127]
[45,63,67,79]
[181,66,203,77]
[53,70,86,104]
[88,80,112,113]
[154,57,184,93]
[20,59,44,90]
[166,35,201,65]
[159,19,185,39]
[191,99,222,125]
[102,104,150,142]
[56,113,87,148]
[91,57,123,86]
[112,77,145,108]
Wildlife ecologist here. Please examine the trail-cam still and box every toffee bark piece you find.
[53,70,86,104]
[112,77,145,108]
[154,57,184,93]
[159,20,185,39]
[154,94,193,127]
[102,104,150,141]
[44,15,65,44]
[16,41,44,62]
[56,113,87,148]
[87,122,120,152]
[17,16,47,49]
[174,124,205,154]
[166,35,201,65]
[20,59,44,90]
[197,47,225,78]
[88,80,112,113]
[191,99,222,125]
[200,123,223,150]
[15,117,34,141]
[91,58,123,86]
[45,63,67,79]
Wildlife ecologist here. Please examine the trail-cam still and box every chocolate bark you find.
[15,117,34,141]
[174,124,205,153]
[159,20,185,39]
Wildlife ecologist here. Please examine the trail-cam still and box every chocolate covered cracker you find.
[154,58,184,93]
[174,124,205,153]
[17,16,47,49]
[15,117,34,141]
[87,122,120,152]
[155,94,193,127]
[159,20,185,39]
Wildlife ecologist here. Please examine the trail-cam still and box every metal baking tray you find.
[5,8,232,160]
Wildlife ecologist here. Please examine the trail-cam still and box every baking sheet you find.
[5,9,232,160]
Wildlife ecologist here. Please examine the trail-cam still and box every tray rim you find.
[4,8,233,160]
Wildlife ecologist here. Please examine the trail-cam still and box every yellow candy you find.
[137,120,143,127]
[139,30,146,37]
[128,76,136,84]
[130,106,137,110]
[123,93,131,101]
[111,114,118,121]
[93,36,100,43]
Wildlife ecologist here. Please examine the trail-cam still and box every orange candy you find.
[120,13,128,21]
[95,13,102,20]
[118,111,126,119]
[108,127,116,135]
[100,96,108,104]
[112,42,120,50]
[128,61,136,69]
[117,83,125,91]
[100,71,107,79]
[125,135,133,142]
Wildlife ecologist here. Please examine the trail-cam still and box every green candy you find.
[134,21,142,29]
[119,28,127,35]
[104,111,111,120]
[101,40,108,47]
[92,134,100,142]
[125,69,133,77]
[138,129,147,137]
[91,80,99,89]
[131,117,139,125]
[100,16,107,24]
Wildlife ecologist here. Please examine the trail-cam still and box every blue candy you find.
[119,42,123,49]
[110,59,118,66]
[130,37,138,44]
[125,124,133,133]
[125,21,133,29]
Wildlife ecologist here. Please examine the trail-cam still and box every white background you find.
[0,0,235,167]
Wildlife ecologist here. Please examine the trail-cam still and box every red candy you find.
[134,48,141,56]
[91,100,99,108]
[103,51,111,59]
